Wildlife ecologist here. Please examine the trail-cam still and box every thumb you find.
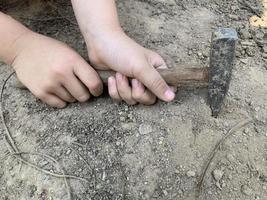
[133,60,175,102]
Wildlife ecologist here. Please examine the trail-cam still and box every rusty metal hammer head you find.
[208,28,238,117]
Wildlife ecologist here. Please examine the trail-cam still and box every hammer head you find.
[208,28,238,117]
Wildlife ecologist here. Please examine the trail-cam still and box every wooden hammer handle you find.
[97,67,209,87]
[15,67,209,89]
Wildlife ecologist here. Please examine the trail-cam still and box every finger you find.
[108,76,121,101]
[146,51,168,69]
[63,75,90,102]
[73,59,103,97]
[132,79,156,105]
[116,73,137,105]
[133,61,175,102]
[53,86,76,103]
[40,93,66,108]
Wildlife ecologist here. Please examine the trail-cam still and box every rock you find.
[212,169,224,181]
[66,149,72,155]
[240,29,251,39]
[263,53,267,59]
[163,190,168,196]
[186,170,196,177]
[139,124,153,135]
[243,128,249,134]
[241,41,254,46]
[229,14,239,20]
[240,58,249,64]
[255,107,260,112]
[241,185,253,196]
[226,154,235,162]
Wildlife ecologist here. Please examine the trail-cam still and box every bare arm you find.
[0,12,30,65]
[71,0,122,41]
[71,0,175,104]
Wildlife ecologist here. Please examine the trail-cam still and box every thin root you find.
[196,118,252,198]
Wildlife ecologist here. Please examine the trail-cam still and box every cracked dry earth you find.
[0,0,267,199]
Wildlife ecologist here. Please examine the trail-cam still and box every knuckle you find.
[52,65,67,78]
[43,84,54,92]
[88,50,102,66]
[35,91,46,100]
[132,91,142,101]
[149,78,166,92]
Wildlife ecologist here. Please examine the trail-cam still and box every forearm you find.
[71,0,123,42]
[0,12,31,65]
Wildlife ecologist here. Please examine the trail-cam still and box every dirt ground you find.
[0,0,267,199]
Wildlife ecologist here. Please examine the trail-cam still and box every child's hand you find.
[13,31,103,108]
[87,31,175,105]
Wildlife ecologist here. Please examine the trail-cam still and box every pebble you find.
[229,14,239,20]
[163,190,168,196]
[255,107,260,112]
[120,116,126,122]
[200,99,205,104]
[66,149,72,155]
[263,53,267,59]
[241,185,253,196]
[241,41,254,46]
[243,128,249,134]
[226,154,235,163]
[139,124,153,135]
[212,169,224,181]
[186,170,196,177]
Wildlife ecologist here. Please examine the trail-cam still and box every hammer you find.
[96,28,238,117]
[14,28,237,117]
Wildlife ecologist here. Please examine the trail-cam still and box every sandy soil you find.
[0,0,267,199]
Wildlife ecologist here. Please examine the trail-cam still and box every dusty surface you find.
[0,0,267,199]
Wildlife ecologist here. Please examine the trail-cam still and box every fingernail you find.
[116,73,123,81]
[108,77,114,84]
[132,79,138,88]
[164,88,175,101]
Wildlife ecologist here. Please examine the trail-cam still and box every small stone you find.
[240,58,249,64]
[212,169,224,181]
[200,99,205,104]
[66,149,72,155]
[207,191,212,195]
[255,107,260,112]
[241,185,253,196]
[186,170,196,177]
[120,116,126,122]
[226,154,235,162]
[241,41,254,46]
[243,128,249,134]
[263,53,267,59]
[229,14,239,20]
[246,48,256,57]
[197,52,203,57]
[139,124,153,135]
[240,29,251,39]
[163,190,168,196]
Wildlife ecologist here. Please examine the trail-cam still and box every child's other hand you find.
[13,31,103,108]
[87,31,175,105]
